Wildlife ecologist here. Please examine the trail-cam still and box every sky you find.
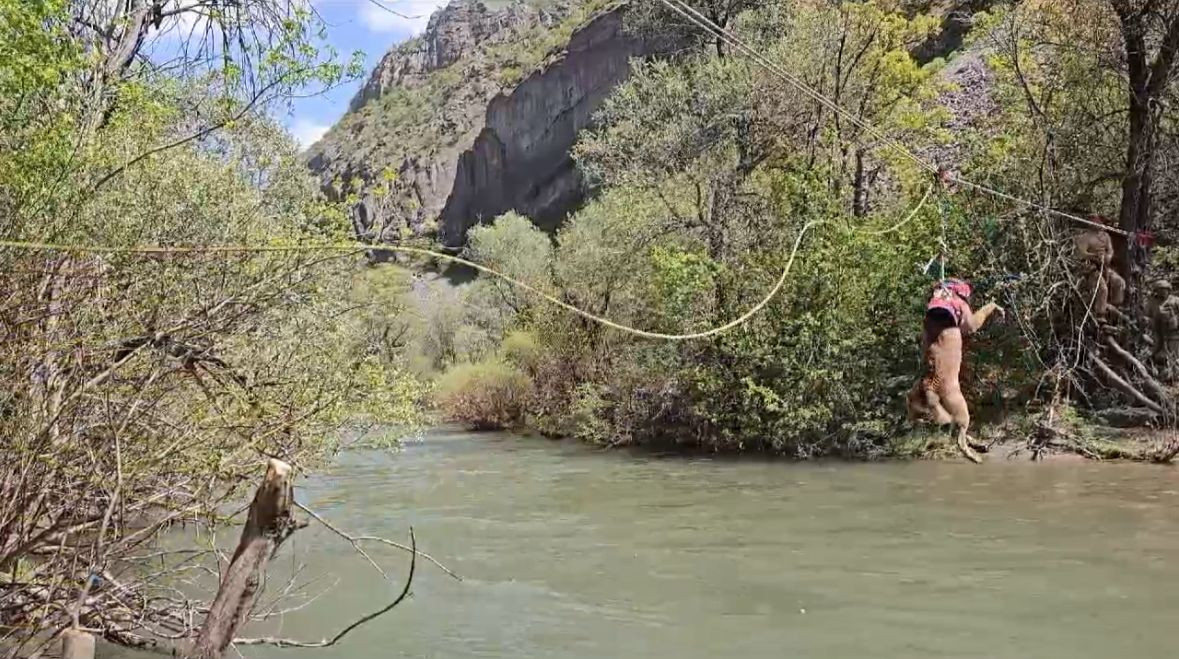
[283,0,451,149]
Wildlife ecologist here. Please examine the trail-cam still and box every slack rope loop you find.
[0,187,932,342]
[859,184,933,236]
[652,0,1131,238]
[0,237,811,341]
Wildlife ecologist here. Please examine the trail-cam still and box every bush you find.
[435,359,530,430]
[499,330,542,371]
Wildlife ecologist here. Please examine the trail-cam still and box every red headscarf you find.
[927,278,971,325]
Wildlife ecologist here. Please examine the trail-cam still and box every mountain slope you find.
[305,0,660,247]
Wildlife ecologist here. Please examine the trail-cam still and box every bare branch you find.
[293,500,460,581]
[1091,352,1165,413]
[233,529,416,649]
[1104,336,1170,407]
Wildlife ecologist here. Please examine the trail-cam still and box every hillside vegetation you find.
[0,0,425,650]
[428,0,1179,459]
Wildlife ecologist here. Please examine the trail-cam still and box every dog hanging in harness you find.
[906,278,1004,463]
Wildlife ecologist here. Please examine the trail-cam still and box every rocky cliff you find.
[306,0,1004,247]
[305,0,657,247]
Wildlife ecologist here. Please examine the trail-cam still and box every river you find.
[118,428,1179,658]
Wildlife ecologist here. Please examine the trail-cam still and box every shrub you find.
[499,330,542,371]
[435,359,530,430]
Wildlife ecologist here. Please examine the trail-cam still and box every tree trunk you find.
[1115,2,1148,283]
[708,9,726,57]
[1116,85,1152,285]
[61,629,96,659]
[87,2,154,132]
[1113,4,1179,291]
[184,459,294,659]
[852,149,869,217]
[707,193,727,322]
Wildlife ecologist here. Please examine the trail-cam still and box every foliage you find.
[365,211,556,377]
[962,0,1179,411]
[435,359,530,430]
[0,1,422,652]
[433,0,1068,456]
[421,0,1179,457]
[466,211,555,313]
[485,0,614,87]
[500,330,543,371]
[625,0,766,56]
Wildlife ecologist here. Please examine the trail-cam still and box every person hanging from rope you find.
[906,278,1005,463]
[906,166,1004,462]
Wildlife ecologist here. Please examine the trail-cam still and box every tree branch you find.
[232,529,416,649]
[1091,352,1165,413]
[89,76,284,194]
[1146,10,1179,98]
[293,501,460,581]
[1103,335,1169,407]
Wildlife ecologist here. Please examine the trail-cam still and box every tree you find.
[977,1,1179,417]
[1110,1,1179,284]
[466,211,554,315]
[518,1,951,454]
[742,1,944,214]
[0,1,424,654]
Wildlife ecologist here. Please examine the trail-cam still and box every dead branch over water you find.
[27,460,436,659]
[179,461,422,658]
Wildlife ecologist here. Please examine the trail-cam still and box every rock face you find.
[348,1,561,112]
[917,50,998,170]
[911,0,1006,169]
[441,8,644,242]
[308,0,1004,246]
[305,0,657,247]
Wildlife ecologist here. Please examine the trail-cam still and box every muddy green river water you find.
[113,428,1179,658]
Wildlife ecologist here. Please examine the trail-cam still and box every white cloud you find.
[290,118,331,150]
[359,0,446,35]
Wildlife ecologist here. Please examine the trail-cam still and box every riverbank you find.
[469,409,1178,464]
[886,412,1177,463]
[428,318,1177,463]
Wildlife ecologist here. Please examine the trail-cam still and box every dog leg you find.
[908,377,953,425]
[941,386,981,463]
[906,386,926,422]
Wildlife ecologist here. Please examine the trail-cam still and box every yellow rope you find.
[860,185,933,236]
[0,187,931,341]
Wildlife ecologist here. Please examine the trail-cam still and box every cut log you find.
[61,629,95,659]
[184,459,294,659]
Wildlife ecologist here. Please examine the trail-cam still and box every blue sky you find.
[142,0,447,148]
[286,0,449,148]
